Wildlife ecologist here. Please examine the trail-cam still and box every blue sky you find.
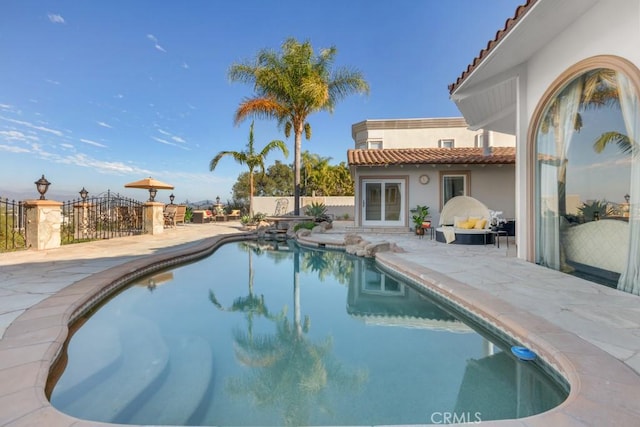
[0,0,523,203]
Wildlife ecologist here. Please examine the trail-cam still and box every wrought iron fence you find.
[61,190,145,244]
[0,197,27,252]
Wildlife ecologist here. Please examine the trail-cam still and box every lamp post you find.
[148,188,158,202]
[169,193,175,205]
[79,187,88,201]
[216,196,221,206]
[34,175,51,200]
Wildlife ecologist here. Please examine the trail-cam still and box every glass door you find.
[362,179,404,226]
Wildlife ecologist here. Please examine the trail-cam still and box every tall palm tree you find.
[228,37,369,215]
[209,121,288,216]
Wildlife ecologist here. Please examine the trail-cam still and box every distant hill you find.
[185,199,215,208]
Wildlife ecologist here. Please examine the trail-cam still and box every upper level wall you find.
[352,117,515,149]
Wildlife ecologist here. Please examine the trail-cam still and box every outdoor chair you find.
[192,210,213,223]
[174,205,187,226]
[227,209,241,220]
[164,205,177,228]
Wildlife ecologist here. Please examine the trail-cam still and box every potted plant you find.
[411,205,430,235]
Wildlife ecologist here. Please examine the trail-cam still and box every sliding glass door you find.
[362,179,405,226]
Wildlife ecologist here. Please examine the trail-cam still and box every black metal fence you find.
[61,190,145,244]
[0,197,27,252]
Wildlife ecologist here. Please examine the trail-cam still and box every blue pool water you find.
[49,240,567,426]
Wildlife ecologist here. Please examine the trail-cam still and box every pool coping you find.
[1,232,639,426]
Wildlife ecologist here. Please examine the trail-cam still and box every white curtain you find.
[537,79,583,270]
[616,72,640,295]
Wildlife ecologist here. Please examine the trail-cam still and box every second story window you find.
[368,139,382,149]
[474,133,483,148]
[439,138,454,148]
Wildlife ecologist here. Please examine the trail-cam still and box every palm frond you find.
[593,131,633,154]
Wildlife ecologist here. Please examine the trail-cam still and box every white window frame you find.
[439,138,455,148]
[367,139,383,149]
[474,133,483,148]
[440,171,470,208]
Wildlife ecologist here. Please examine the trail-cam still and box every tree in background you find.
[228,37,369,215]
[301,151,354,196]
[210,121,288,216]
[231,154,353,201]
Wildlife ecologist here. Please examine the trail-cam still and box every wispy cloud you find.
[182,62,189,69]
[45,79,61,85]
[97,121,112,129]
[152,136,190,150]
[172,136,186,143]
[48,13,65,24]
[80,138,107,148]
[0,144,31,154]
[60,153,153,175]
[0,130,38,142]
[114,94,124,99]
[0,116,63,136]
[146,34,166,53]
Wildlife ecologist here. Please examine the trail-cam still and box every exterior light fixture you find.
[35,175,51,200]
[79,187,89,201]
[625,193,630,203]
[169,193,175,204]
[216,196,221,206]
[148,188,158,202]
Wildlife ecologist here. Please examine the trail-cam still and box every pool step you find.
[55,314,170,423]
[126,334,213,425]
[49,320,122,407]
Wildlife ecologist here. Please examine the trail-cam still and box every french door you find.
[362,179,405,226]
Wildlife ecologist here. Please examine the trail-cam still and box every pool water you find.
[49,240,567,426]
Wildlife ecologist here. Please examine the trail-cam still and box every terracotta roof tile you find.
[448,0,537,94]
[347,147,516,166]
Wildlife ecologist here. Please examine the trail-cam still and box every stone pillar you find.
[144,202,165,235]
[24,199,63,250]
[73,201,92,240]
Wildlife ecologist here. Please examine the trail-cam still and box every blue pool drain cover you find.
[511,346,537,361]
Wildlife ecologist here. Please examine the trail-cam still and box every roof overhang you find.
[347,147,516,167]
[449,0,599,134]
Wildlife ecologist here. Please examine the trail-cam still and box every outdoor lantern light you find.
[169,193,175,204]
[216,196,220,206]
[148,187,158,202]
[625,193,630,203]
[35,174,51,200]
[79,187,89,201]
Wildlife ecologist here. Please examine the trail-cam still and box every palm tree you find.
[228,37,369,215]
[209,121,288,216]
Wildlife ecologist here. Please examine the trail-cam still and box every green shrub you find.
[293,221,315,232]
[304,202,332,223]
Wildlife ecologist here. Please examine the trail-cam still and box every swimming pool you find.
[48,240,567,426]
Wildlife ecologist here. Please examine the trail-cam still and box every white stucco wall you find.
[353,164,515,227]
[525,0,640,127]
[353,119,515,149]
[516,0,640,259]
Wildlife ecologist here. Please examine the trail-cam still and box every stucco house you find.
[449,0,640,293]
[347,117,516,230]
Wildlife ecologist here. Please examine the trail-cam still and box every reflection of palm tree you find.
[225,245,366,426]
[209,241,276,337]
[540,68,626,217]
[593,131,633,154]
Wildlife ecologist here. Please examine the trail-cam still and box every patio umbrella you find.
[124,177,174,201]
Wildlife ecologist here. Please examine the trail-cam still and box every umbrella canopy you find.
[124,177,174,190]
[124,177,174,202]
